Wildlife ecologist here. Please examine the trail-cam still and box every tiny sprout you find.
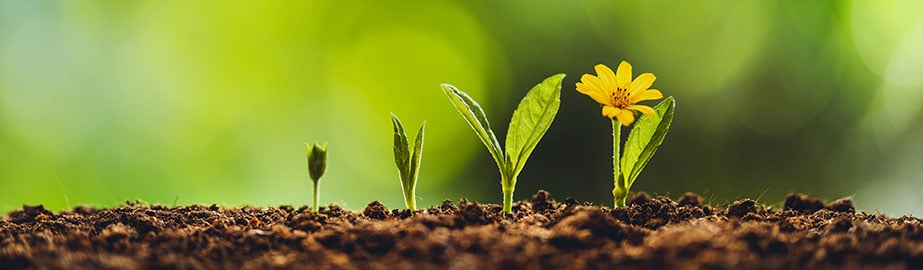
[305,142,328,212]
[390,113,425,214]
[576,60,674,208]
[442,74,565,215]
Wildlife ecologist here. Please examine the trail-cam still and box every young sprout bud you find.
[307,142,328,181]
[390,113,425,214]
[306,142,328,212]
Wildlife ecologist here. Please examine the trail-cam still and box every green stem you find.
[403,186,416,213]
[612,119,626,208]
[502,181,515,216]
[312,180,320,212]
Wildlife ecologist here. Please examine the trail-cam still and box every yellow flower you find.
[576,61,664,126]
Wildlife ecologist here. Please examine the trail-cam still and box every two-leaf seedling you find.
[442,74,565,215]
[390,113,425,214]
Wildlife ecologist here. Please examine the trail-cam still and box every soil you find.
[2,191,922,270]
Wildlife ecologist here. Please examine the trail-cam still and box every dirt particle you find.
[439,200,457,212]
[827,216,853,233]
[726,199,757,218]
[677,193,702,207]
[325,205,348,217]
[628,192,652,206]
[826,198,855,214]
[100,223,133,242]
[458,200,490,225]
[363,201,389,220]
[8,205,54,223]
[394,209,413,219]
[72,205,96,215]
[550,208,643,248]
[356,230,396,255]
[531,190,554,212]
[784,193,825,213]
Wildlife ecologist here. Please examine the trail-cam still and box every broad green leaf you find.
[391,113,410,185]
[620,96,675,189]
[504,74,565,177]
[440,84,505,169]
[408,121,425,189]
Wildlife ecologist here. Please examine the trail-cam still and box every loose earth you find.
[1,191,921,269]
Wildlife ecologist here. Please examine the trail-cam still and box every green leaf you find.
[409,121,425,189]
[440,84,505,170]
[391,113,411,184]
[391,113,425,211]
[504,74,565,178]
[620,96,675,189]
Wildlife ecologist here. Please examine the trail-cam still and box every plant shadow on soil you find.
[1,190,922,269]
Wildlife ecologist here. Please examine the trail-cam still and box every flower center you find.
[610,87,630,108]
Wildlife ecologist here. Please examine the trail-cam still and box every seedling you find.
[575,61,675,208]
[305,142,328,212]
[390,113,426,214]
[441,74,565,215]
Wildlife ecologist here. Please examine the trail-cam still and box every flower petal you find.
[594,64,617,90]
[577,82,610,105]
[602,105,619,118]
[628,104,656,115]
[615,108,636,126]
[615,61,632,89]
[577,75,611,105]
[578,74,607,94]
[630,73,656,95]
[630,89,663,103]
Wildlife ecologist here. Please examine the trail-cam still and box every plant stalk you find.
[502,180,515,216]
[612,119,627,208]
[403,186,416,213]
[312,181,320,212]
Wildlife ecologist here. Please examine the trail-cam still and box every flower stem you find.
[612,119,627,208]
[312,181,320,212]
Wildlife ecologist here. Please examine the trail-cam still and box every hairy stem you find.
[612,119,626,208]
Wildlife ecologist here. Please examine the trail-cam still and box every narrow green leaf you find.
[391,113,411,185]
[440,84,505,169]
[620,96,675,189]
[504,74,565,177]
[408,121,425,189]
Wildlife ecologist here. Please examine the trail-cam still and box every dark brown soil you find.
[2,191,922,269]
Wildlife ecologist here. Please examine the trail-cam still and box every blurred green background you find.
[2,1,922,216]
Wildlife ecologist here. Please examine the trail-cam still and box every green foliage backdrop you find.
[1,1,922,215]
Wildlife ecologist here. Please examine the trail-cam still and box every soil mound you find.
[2,191,921,269]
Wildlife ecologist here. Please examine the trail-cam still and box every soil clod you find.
[827,198,856,213]
[362,201,388,220]
[784,193,825,213]
[677,192,702,207]
[726,199,757,218]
